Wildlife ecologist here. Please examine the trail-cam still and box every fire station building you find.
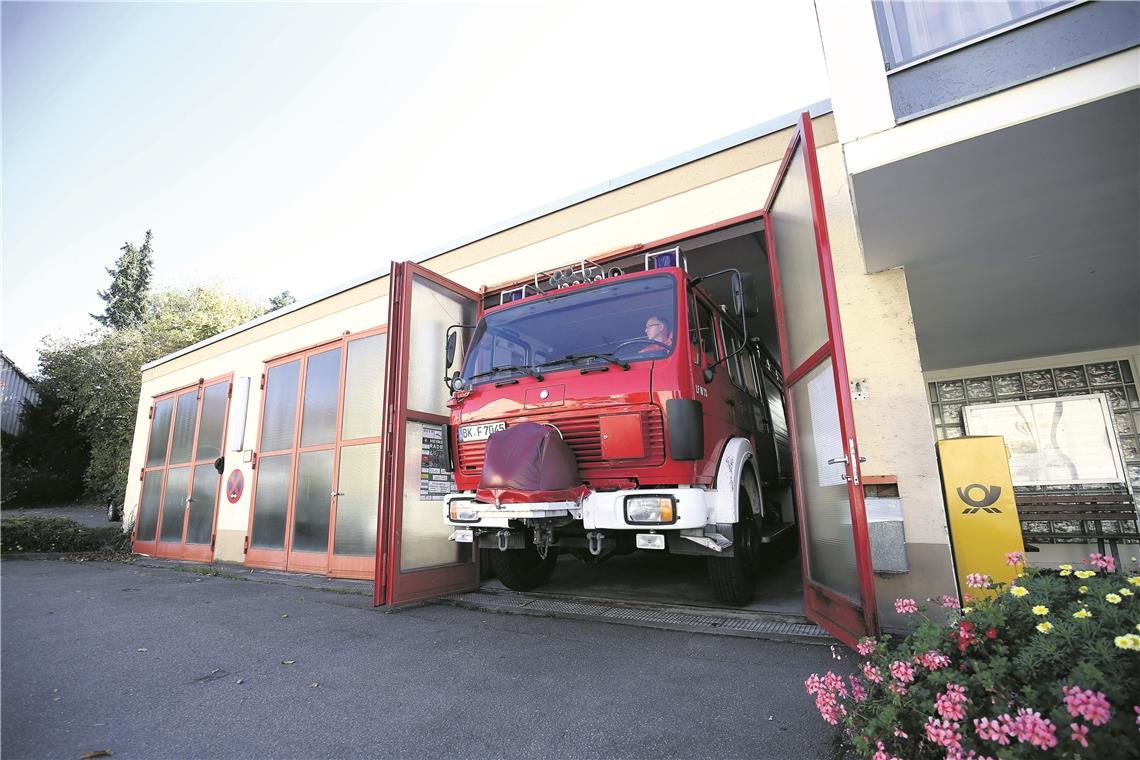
[123,2,1139,640]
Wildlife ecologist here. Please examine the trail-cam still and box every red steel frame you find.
[133,373,233,562]
[375,261,481,606]
[245,326,388,580]
[762,112,878,646]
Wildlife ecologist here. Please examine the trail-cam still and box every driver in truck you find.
[641,316,673,352]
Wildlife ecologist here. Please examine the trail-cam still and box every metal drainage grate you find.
[439,589,831,643]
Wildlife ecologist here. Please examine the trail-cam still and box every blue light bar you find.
[645,247,684,271]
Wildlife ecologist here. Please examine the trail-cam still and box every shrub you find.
[1,516,126,554]
[807,552,1140,759]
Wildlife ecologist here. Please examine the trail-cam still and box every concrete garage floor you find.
[483,550,805,615]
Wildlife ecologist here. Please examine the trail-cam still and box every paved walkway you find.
[1,557,847,759]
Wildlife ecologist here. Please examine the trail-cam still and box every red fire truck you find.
[442,250,796,605]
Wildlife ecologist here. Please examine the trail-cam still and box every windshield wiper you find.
[538,353,630,371]
[466,364,545,383]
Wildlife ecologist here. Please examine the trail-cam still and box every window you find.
[696,301,719,366]
[873,0,1070,69]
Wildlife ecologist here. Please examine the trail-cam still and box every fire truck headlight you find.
[624,495,676,525]
[449,500,480,523]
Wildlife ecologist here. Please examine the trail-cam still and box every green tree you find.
[91,230,154,330]
[267,290,296,311]
[40,283,265,502]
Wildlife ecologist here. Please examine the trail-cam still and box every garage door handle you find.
[330,491,345,497]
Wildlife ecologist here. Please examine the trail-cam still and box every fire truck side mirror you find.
[731,272,760,318]
[445,331,458,367]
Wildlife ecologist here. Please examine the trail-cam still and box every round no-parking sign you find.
[226,470,244,504]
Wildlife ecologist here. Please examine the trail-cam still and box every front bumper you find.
[444,487,711,530]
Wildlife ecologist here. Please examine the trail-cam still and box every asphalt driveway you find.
[1,558,846,759]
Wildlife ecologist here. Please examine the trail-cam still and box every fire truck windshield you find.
[461,274,677,385]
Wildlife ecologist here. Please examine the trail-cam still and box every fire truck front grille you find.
[457,409,665,476]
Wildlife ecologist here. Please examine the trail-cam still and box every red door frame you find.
[762,112,878,645]
[245,327,388,579]
[375,261,481,606]
[133,373,232,562]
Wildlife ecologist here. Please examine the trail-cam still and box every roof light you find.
[645,247,684,271]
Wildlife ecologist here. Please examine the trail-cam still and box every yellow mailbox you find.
[938,436,1025,600]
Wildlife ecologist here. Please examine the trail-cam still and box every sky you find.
[2,1,830,373]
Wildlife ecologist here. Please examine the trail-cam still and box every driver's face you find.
[645,318,669,343]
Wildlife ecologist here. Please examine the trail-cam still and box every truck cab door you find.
[374,261,480,607]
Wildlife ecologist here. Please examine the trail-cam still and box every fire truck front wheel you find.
[708,470,760,606]
[490,543,559,592]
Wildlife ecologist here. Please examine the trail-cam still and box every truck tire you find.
[490,544,559,592]
[708,470,760,606]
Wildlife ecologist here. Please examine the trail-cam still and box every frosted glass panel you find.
[300,349,342,448]
[790,360,859,598]
[186,467,218,545]
[342,334,386,441]
[159,467,190,542]
[169,392,199,465]
[770,149,828,370]
[400,420,467,570]
[251,454,291,549]
[292,450,333,553]
[406,276,476,415]
[146,398,174,467]
[195,382,228,463]
[137,471,163,541]
[333,443,381,556]
[260,361,301,452]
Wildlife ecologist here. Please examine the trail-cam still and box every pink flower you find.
[892,726,908,739]
[1005,551,1023,566]
[804,671,849,726]
[1011,709,1058,750]
[886,681,908,696]
[936,683,970,721]
[856,637,877,657]
[1088,552,1116,572]
[1070,722,1089,748]
[940,594,960,609]
[848,675,868,702]
[966,573,990,588]
[889,660,915,684]
[917,650,951,671]
[924,717,962,749]
[974,717,1007,744]
[862,662,883,684]
[871,741,902,760]
[894,597,918,614]
[1062,686,1111,726]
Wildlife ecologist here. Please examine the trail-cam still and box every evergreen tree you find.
[267,290,296,311]
[92,230,154,330]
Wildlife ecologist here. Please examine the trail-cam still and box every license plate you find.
[451,528,474,543]
[458,421,506,442]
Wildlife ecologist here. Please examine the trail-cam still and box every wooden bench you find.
[1015,488,1139,564]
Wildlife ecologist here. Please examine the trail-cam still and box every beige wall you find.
[127,112,954,615]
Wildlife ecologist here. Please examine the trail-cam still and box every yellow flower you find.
[1106,593,1123,604]
[1074,570,1096,579]
[1059,569,1072,577]
[1078,586,1089,594]
[1031,605,1049,616]
[1136,623,1140,633]
[1010,586,1029,598]
[1059,564,1073,570]
[1115,635,1133,649]
[962,607,973,614]
[1128,576,1140,587]
[1073,609,1093,619]
[1036,622,1054,633]
[1121,588,1134,597]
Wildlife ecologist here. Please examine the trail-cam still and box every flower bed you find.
[806,552,1140,759]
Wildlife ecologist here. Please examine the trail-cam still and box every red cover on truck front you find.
[475,422,590,504]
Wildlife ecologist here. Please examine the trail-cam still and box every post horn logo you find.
[958,483,1002,514]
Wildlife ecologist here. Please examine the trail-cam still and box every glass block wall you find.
[928,359,1140,492]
